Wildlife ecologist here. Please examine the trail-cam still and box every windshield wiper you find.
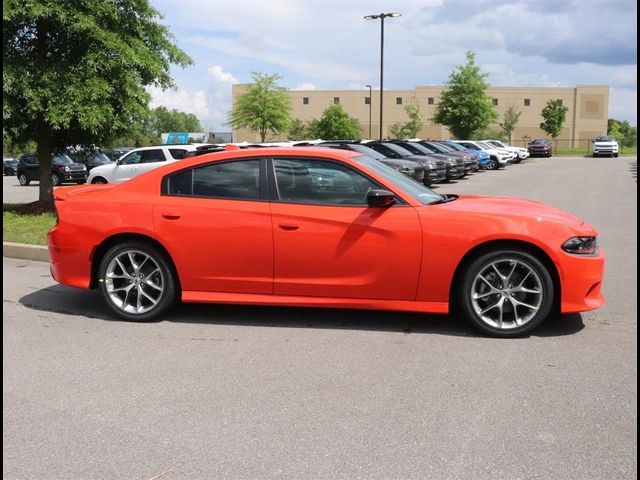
[428,194,458,205]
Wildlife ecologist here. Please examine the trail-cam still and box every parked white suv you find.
[592,136,619,158]
[452,140,511,169]
[484,140,529,163]
[88,145,201,184]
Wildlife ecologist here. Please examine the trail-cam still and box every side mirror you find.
[367,189,396,207]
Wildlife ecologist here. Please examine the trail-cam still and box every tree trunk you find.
[36,126,54,209]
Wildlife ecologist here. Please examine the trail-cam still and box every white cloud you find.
[292,83,317,91]
[148,86,210,118]
[208,65,238,84]
[610,88,637,124]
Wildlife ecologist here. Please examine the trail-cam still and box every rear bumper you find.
[47,226,93,289]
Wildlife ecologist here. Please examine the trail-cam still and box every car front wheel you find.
[18,173,30,186]
[98,242,177,321]
[91,177,108,184]
[487,158,498,170]
[457,249,554,337]
[51,173,61,186]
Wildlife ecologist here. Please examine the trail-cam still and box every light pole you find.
[364,12,401,140]
[365,84,372,139]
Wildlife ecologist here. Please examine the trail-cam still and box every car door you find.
[269,156,422,300]
[153,157,273,294]
[112,148,167,183]
[22,155,40,180]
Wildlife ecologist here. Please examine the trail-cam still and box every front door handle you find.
[161,213,181,220]
[278,222,300,231]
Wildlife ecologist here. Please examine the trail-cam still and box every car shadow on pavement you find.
[19,285,585,338]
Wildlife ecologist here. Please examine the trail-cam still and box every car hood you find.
[431,195,596,233]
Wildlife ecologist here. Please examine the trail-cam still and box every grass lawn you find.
[3,204,56,245]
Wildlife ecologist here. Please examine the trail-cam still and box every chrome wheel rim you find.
[19,174,27,185]
[471,258,543,330]
[52,174,60,186]
[105,250,164,315]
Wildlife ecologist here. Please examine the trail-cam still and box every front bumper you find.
[559,248,606,313]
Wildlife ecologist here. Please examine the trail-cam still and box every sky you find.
[149,0,637,132]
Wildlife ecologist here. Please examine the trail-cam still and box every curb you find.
[3,242,49,263]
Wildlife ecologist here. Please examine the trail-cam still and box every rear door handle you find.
[161,213,181,220]
[278,222,300,231]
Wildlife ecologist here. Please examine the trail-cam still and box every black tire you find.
[92,177,108,184]
[98,241,177,321]
[593,153,598,158]
[456,249,554,337]
[51,173,62,186]
[18,173,30,186]
[613,153,619,158]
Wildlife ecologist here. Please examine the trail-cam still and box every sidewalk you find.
[3,242,49,262]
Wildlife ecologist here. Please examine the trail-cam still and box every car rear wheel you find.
[18,173,30,186]
[457,249,554,337]
[98,242,177,321]
[91,177,108,184]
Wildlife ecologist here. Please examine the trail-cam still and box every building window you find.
[396,97,402,105]
[556,99,563,106]
[428,97,435,105]
[524,98,531,106]
[492,98,498,106]
[303,97,309,105]
[333,97,340,104]
[364,96,371,105]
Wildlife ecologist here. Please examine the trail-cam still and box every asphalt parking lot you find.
[3,156,637,479]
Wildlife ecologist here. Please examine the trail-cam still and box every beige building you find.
[231,84,609,147]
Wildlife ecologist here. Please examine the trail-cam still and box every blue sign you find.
[166,133,190,144]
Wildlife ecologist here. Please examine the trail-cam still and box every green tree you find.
[539,100,568,138]
[389,100,423,139]
[432,51,497,139]
[608,118,637,148]
[308,104,361,140]
[228,72,291,142]
[287,118,310,140]
[3,0,191,206]
[499,105,522,143]
[153,106,202,137]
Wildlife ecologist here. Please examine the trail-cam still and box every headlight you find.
[64,166,70,172]
[562,236,597,255]
[81,164,87,170]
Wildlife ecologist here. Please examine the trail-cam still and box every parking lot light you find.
[364,12,401,140]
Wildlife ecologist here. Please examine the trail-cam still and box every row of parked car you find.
[3,138,534,187]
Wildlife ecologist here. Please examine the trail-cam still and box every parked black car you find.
[16,153,88,186]
[101,147,133,161]
[315,142,425,184]
[362,142,447,186]
[67,149,114,171]
[528,139,553,157]
[3,158,18,176]
[387,141,464,181]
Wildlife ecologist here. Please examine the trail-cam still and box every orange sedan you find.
[47,147,605,337]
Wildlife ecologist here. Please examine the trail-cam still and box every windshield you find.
[90,152,111,163]
[356,155,442,205]
[424,142,449,153]
[531,139,547,145]
[488,140,505,148]
[376,142,413,157]
[443,142,465,152]
[346,144,387,160]
[53,154,74,165]
[410,142,437,154]
[477,141,494,150]
[595,136,616,142]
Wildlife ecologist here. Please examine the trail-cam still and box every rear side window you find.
[169,148,189,159]
[165,160,261,200]
[139,149,165,163]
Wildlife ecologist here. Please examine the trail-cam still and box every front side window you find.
[273,158,378,206]
[120,152,142,165]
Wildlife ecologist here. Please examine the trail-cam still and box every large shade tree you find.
[228,72,291,142]
[432,51,497,139]
[3,0,192,206]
